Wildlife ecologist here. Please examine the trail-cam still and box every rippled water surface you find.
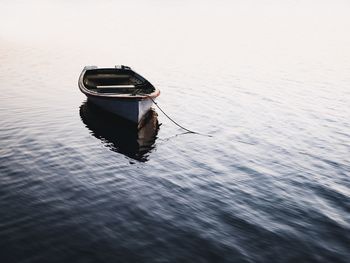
[1,0,350,262]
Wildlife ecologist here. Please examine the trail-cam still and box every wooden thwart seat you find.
[96,85,135,89]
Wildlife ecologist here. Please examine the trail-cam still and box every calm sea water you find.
[1,0,350,262]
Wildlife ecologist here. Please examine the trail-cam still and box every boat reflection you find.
[79,101,159,162]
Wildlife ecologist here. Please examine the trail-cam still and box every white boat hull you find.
[87,95,154,124]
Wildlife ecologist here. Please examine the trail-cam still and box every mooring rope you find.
[148,96,212,137]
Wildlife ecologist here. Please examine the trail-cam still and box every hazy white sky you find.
[1,0,349,42]
[0,0,349,73]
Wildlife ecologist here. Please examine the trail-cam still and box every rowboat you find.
[78,65,160,125]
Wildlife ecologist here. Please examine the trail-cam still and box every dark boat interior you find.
[83,68,155,94]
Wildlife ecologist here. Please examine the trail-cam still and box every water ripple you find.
[1,2,350,261]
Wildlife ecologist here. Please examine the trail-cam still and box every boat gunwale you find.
[78,67,160,101]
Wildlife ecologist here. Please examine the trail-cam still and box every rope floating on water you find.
[148,96,212,137]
